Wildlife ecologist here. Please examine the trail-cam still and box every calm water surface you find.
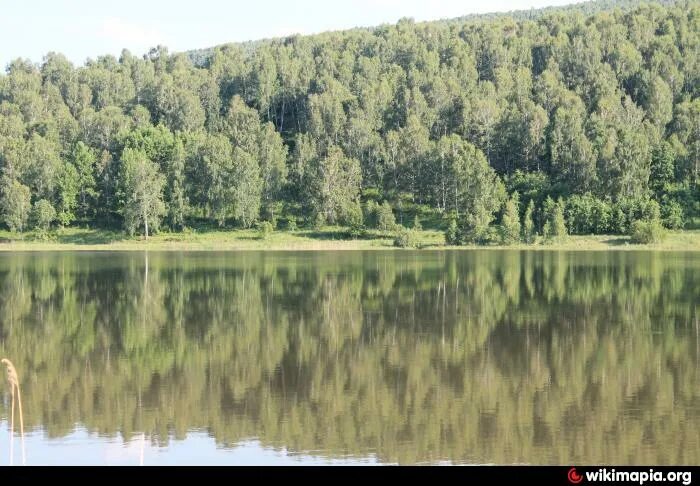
[0,250,698,465]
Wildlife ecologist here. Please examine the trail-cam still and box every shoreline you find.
[0,228,698,252]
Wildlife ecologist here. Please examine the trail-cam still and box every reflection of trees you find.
[0,251,698,464]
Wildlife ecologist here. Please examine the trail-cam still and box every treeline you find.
[0,252,697,463]
[0,0,697,242]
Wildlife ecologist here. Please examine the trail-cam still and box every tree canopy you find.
[0,0,697,239]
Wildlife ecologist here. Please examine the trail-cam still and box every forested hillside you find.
[0,0,697,243]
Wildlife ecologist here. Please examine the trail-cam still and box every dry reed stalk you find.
[2,359,25,466]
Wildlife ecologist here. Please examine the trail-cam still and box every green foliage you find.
[565,193,613,235]
[31,198,56,236]
[344,201,364,237]
[257,221,274,240]
[630,219,666,244]
[445,218,459,246]
[118,148,166,238]
[393,226,419,248]
[232,147,262,228]
[166,137,188,230]
[56,161,79,226]
[307,146,362,226]
[70,142,98,220]
[543,197,567,242]
[376,201,396,231]
[412,214,422,231]
[522,200,536,244]
[499,193,521,244]
[0,0,698,237]
[0,178,31,233]
[660,197,684,230]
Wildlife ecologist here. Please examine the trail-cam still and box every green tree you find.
[166,137,188,229]
[499,193,521,245]
[232,148,262,228]
[307,146,361,225]
[0,178,31,233]
[31,198,56,236]
[522,199,536,244]
[56,160,79,226]
[376,201,396,231]
[71,142,97,220]
[118,148,166,238]
[543,197,567,242]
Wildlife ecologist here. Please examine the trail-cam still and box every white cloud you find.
[99,17,169,47]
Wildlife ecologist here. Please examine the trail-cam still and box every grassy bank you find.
[0,227,698,251]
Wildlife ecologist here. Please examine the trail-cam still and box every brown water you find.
[0,250,698,465]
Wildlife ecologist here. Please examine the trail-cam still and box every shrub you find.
[661,198,684,229]
[630,219,666,244]
[566,193,612,234]
[393,226,419,248]
[286,217,298,232]
[257,221,274,240]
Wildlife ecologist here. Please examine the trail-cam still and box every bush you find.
[257,221,274,240]
[393,226,419,248]
[286,217,298,232]
[630,219,666,244]
[566,193,612,234]
[612,197,659,234]
[376,201,396,231]
[661,198,684,229]
[32,199,56,237]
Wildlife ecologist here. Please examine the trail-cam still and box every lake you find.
[0,250,698,465]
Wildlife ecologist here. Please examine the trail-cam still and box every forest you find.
[0,0,697,245]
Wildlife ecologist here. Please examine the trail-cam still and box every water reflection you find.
[0,251,698,465]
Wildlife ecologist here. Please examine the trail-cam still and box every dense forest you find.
[0,0,697,243]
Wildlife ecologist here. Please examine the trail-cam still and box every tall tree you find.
[118,148,165,238]
[307,146,362,225]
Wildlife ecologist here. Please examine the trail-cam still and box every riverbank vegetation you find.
[0,225,697,251]
[0,0,697,247]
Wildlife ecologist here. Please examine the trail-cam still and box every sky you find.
[1,0,583,68]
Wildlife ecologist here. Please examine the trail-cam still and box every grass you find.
[0,226,697,251]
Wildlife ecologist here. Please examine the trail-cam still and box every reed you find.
[2,359,25,466]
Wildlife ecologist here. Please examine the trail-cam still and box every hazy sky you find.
[2,0,583,68]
